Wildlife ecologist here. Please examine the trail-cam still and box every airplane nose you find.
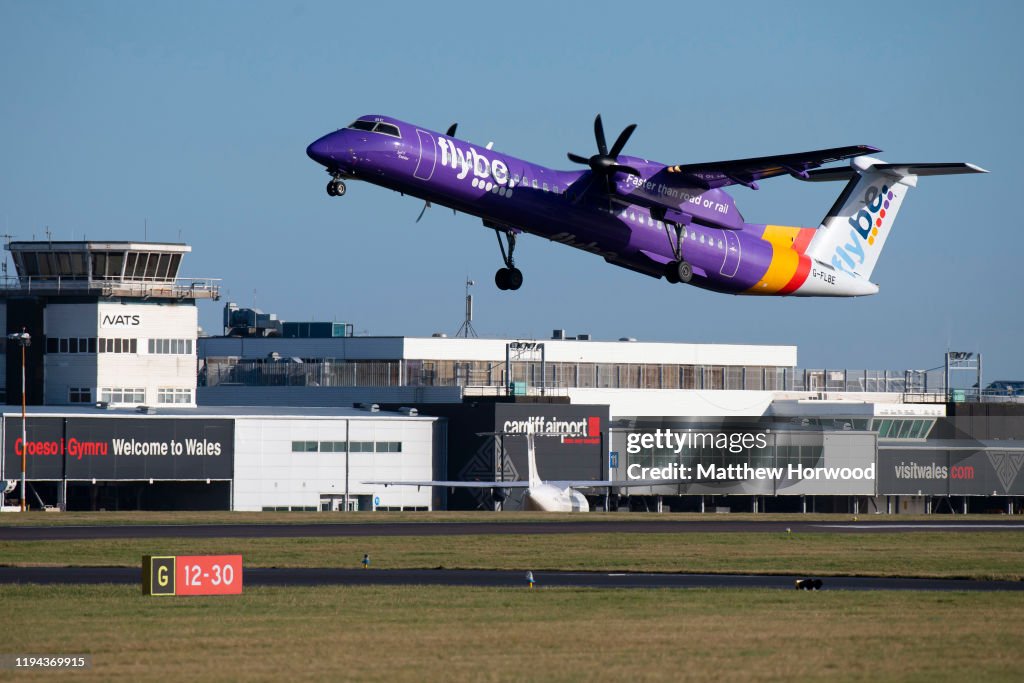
[306,136,334,165]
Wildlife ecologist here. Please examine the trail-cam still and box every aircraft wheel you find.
[506,267,523,291]
[676,260,693,283]
[332,180,347,197]
[495,268,510,290]
[326,180,337,196]
[664,262,680,284]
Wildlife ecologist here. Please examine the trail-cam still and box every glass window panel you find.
[167,253,182,279]
[153,253,169,280]
[124,253,139,279]
[69,252,86,276]
[130,338,137,353]
[38,253,53,277]
[46,338,58,353]
[22,252,39,276]
[144,253,160,279]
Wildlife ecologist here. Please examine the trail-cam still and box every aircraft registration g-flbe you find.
[307,115,985,296]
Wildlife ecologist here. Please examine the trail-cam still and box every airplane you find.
[364,430,682,513]
[306,114,985,297]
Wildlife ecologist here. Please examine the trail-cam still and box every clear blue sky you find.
[1,1,1020,378]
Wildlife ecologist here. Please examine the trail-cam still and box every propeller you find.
[567,115,641,191]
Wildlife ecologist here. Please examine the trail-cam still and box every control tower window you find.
[92,251,126,280]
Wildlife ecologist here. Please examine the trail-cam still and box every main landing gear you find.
[655,211,692,285]
[493,228,523,291]
[664,259,693,285]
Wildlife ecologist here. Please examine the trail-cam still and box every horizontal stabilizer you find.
[868,162,988,176]
[805,155,987,281]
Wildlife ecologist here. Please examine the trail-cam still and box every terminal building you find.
[1,240,1022,513]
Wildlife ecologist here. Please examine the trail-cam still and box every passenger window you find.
[718,240,723,249]
[532,179,538,189]
[542,182,549,192]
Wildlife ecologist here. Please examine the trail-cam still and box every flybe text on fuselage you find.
[437,137,513,188]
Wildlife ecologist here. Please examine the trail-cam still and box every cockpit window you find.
[373,122,401,138]
[346,119,402,138]
[348,120,376,131]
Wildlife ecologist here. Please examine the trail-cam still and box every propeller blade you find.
[567,152,590,165]
[594,114,608,156]
[446,123,458,137]
[608,124,637,158]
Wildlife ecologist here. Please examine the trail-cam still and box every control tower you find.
[1,241,219,406]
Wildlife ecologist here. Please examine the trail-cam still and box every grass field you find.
[2,584,1022,682]
[3,531,1023,580]
[3,513,1023,680]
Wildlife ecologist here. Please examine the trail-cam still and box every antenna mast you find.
[455,277,478,338]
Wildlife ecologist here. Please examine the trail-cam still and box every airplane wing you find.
[663,145,881,190]
[546,479,696,488]
[363,480,531,488]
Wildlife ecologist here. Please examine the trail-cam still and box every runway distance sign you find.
[142,555,243,596]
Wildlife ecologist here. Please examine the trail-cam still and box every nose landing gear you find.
[326,179,347,197]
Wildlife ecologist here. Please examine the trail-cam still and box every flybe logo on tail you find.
[831,184,897,275]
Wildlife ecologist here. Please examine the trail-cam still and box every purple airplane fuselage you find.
[306,115,983,297]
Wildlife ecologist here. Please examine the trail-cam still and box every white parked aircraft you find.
[365,429,676,512]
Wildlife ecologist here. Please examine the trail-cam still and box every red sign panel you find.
[174,555,243,595]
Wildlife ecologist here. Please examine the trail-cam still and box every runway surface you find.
[2,519,1023,540]
[0,566,1020,591]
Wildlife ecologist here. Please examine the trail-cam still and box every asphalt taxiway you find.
[1,519,1022,541]
[0,566,1020,591]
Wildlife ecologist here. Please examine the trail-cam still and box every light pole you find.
[7,329,30,512]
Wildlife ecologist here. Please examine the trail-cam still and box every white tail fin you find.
[805,157,986,280]
[526,428,541,488]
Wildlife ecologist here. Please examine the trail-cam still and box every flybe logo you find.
[831,184,897,275]
[437,138,516,197]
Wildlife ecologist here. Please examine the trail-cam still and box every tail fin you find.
[805,157,986,280]
[526,428,541,488]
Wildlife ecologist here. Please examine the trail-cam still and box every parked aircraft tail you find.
[525,429,541,489]
[804,157,986,280]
